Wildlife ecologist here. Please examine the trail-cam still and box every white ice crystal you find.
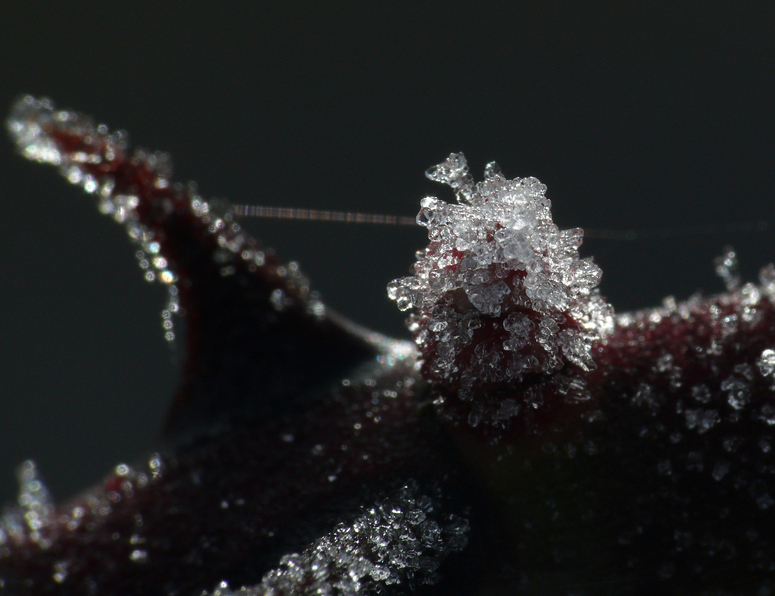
[202,482,469,596]
[0,461,54,548]
[6,96,182,341]
[388,153,613,394]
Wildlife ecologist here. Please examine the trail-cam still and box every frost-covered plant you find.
[389,153,613,398]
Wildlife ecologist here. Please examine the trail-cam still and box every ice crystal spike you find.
[715,245,741,291]
[390,153,613,404]
[7,96,380,439]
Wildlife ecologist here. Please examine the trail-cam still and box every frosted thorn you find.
[389,155,612,412]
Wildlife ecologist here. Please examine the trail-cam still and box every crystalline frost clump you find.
[203,482,469,596]
[388,153,613,396]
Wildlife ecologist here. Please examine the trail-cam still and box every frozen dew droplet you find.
[759,263,775,298]
[129,549,149,563]
[740,282,761,307]
[424,152,472,194]
[6,96,63,165]
[691,384,712,404]
[52,561,70,583]
[270,288,292,312]
[722,376,750,410]
[757,349,775,378]
[483,161,501,178]
[714,246,741,291]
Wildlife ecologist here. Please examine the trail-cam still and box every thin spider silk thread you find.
[232,203,771,241]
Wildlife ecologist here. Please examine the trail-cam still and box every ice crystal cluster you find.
[6,97,183,340]
[388,153,613,395]
[204,482,469,596]
[0,461,54,548]
[6,96,321,344]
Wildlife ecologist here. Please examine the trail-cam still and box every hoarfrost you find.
[202,482,468,596]
[714,246,741,291]
[760,264,775,299]
[721,376,750,410]
[388,153,613,400]
[7,96,314,345]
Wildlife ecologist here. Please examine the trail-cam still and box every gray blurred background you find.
[1,2,774,504]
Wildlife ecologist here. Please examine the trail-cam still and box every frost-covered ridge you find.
[204,482,469,596]
[388,153,613,395]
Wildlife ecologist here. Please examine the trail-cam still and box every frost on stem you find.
[388,153,613,402]
[6,96,184,340]
[204,482,469,596]
[6,96,380,438]
[4,96,325,345]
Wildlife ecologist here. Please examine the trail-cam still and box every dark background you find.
[1,2,774,505]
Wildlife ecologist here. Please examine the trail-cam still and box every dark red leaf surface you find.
[2,98,775,596]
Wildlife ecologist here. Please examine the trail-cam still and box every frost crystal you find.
[0,461,54,547]
[7,96,181,340]
[203,482,469,596]
[714,246,741,291]
[388,153,613,395]
[758,348,775,378]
